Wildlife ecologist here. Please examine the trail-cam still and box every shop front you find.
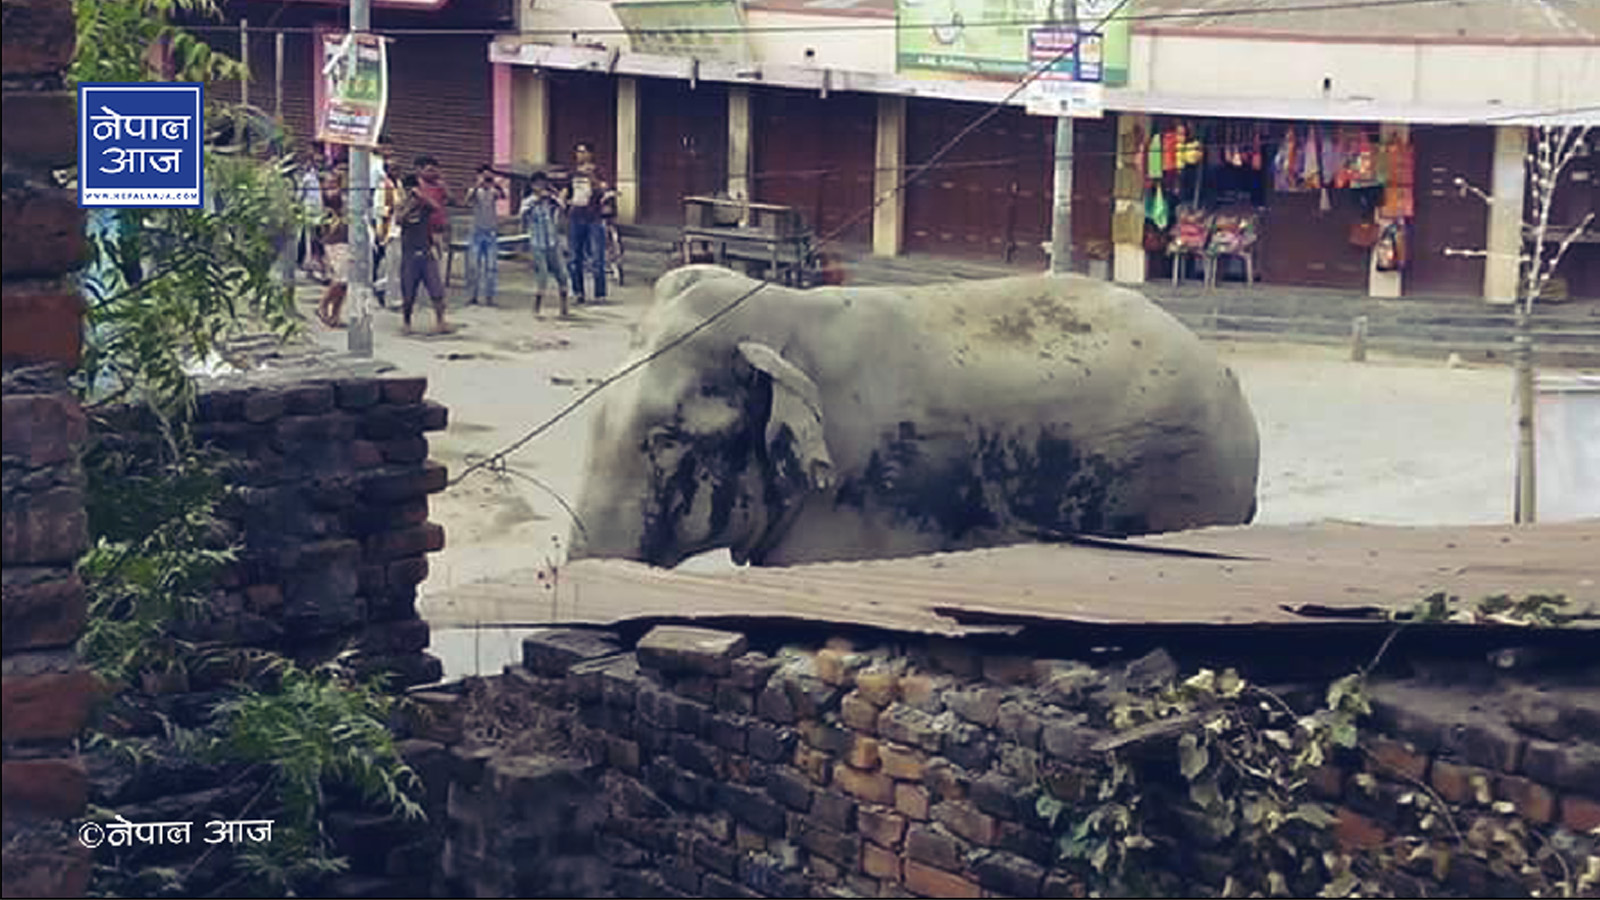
[1137,116,1424,294]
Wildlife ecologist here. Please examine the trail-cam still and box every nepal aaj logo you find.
[78,83,204,208]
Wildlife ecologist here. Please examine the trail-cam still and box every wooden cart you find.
[680,196,818,287]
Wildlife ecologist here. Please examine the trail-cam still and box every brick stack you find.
[184,372,449,687]
[2,0,95,894]
[421,626,1599,899]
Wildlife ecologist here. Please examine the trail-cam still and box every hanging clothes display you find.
[1274,128,1302,192]
[1380,134,1415,219]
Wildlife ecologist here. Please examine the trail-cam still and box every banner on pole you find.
[1024,28,1102,117]
[317,32,388,147]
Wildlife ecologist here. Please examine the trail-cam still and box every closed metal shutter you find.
[640,78,728,225]
[383,34,493,199]
[752,87,875,247]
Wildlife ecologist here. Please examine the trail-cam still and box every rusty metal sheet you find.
[426,521,1600,633]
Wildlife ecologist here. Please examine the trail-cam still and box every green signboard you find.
[896,0,1130,85]
[613,0,752,65]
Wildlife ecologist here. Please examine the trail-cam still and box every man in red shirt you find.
[415,155,450,250]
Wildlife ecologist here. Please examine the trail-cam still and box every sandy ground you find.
[303,266,1562,678]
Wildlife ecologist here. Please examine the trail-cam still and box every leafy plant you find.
[1399,591,1591,627]
[1038,667,1368,897]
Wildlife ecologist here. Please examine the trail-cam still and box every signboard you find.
[317,32,388,147]
[897,0,1129,85]
[1023,27,1102,116]
[1024,81,1104,118]
[613,0,752,65]
[78,83,204,208]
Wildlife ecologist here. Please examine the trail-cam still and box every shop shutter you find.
[548,70,618,179]
[752,88,875,247]
[382,34,494,200]
[1409,125,1493,298]
[639,78,728,225]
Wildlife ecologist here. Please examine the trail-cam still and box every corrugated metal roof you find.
[429,520,1600,633]
[1133,0,1600,43]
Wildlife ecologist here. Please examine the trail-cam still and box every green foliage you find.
[1398,591,1592,627]
[71,0,245,86]
[1038,667,1366,897]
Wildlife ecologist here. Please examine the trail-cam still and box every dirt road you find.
[305,272,1535,638]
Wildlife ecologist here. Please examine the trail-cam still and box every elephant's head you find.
[569,336,834,568]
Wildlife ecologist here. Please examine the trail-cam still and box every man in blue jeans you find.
[565,141,611,304]
[465,163,506,306]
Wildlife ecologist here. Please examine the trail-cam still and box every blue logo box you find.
[78,83,204,208]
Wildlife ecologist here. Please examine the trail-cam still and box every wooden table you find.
[681,196,817,286]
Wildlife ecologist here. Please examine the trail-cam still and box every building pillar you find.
[616,76,641,225]
[873,95,906,258]
[1112,112,1149,284]
[1368,123,1408,299]
[1484,124,1529,305]
[512,68,550,168]
[728,86,752,201]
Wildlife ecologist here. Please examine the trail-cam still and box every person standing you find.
[565,141,612,304]
[296,148,326,282]
[519,171,570,317]
[370,136,399,308]
[316,168,350,327]
[465,163,506,306]
[396,173,449,335]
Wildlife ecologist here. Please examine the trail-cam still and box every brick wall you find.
[1,0,94,894]
[414,627,1600,899]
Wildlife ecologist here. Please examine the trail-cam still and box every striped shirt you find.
[519,194,562,249]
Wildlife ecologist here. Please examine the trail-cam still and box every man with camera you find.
[465,163,507,306]
[396,173,449,335]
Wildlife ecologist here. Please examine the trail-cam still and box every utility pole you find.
[1048,4,1076,276]
[347,0,374,357]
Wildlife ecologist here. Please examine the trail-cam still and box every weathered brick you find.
[718,781,787,835]
[880,742,927,781]
[749,722,797,763]
[814,789,858,831]
[809,855,841,882]
[1334,806,1388,851]
[521,629,621,677]
[982,655,1035,686]
[974,850,1045,896]
[927,639,980,678]
[333,378,384,409]
[0,842,91,899]
[904,860,980,898]
[895,782,932,820]
[715,681,755,715]
[859,806,907,849]
[795,744,833,785]
[1494,773,1556,824]
[848,735,881,771]
[243,583,284,613]
[855,666,899,707]
[638,626,748,677]
[0,757,86,819]
[768,766,814,811]
[898,674,946,712]
[674,694,713,735]
[1365,735,1430,783]
[942,721,993,771]
[804,824,863,872]
[816,647,866,686]
[1560,794,1600,833]
[361,463,448,502]
[1521,740,1600,794]
[693,833,740,878]
[608,736,642,773]
[710,715,748,752]
[933,800,997,846]
[758,681,798,724]
[1432,759,1492,805]
[803,719,855,755]
[241,390,286,423]
[996,821,1053,866]
[387,555,429,588]
[787,675,843,718]
[364,522,445,561]
[1,392,85,467]
[946,687,1003,728]
[1,187,83,281]
[925,760,971,803]
[836,764,896,805]
[862,842,902,881]
[905,823,965,871]
[1041,870,1087,898]
[0,666,96,741]
[1041,714,1105,764]
[671,734,721,776]
[0,0,77,75]
[381,376,428,404]
[841,690,881,733]
[0,569,85,651]
[730,652,781,690]
[970,772,1024,821]
[1,485,86,565]
[879,704,942,752]
[736,824,768,853]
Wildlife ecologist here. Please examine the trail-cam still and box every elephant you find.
[568,266,1260,568]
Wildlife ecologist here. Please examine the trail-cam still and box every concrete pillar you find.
[728,86,752,201]
[1112,112,1150,284]
[873,95,906,258]
[616,76,641,225]
[1367,122,1407,299]
[512,68,550,168]
[1484,124,1529,305]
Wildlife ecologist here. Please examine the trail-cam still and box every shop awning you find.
[489,39,1598,126]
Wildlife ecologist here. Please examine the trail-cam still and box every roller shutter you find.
[752,87,875,247]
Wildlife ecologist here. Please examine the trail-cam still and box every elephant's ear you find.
[737,341,833,491]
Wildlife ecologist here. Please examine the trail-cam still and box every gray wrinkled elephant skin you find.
[570,266,1260,568]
